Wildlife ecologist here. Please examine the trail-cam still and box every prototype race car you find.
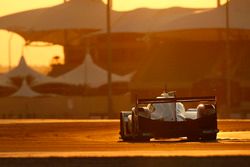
[120,93,218,141]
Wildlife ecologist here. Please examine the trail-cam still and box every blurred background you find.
[0,0,249,119]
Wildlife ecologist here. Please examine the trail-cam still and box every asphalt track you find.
[0,119,249,167]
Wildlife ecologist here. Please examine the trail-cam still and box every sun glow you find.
[0,0,227,70]
[111,0,227,11]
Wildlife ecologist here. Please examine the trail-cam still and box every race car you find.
[120,93,218,141]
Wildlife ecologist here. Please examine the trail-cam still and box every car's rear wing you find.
[136,96,216,105]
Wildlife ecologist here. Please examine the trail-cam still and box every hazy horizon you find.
[0,0,226,68]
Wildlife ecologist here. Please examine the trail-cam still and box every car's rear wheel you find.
[201,133,217,141]
[132,136,150,142]
[120,113,133,141]
[187,135,200,141]
[120,113,127,139]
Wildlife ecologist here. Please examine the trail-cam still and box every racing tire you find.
[201,133,217,141]
[119,113,127,140]
[187,135,200,141]
[132,137,150,142]
[120,113,133,141]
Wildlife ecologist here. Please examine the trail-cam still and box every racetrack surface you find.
[0,119,249,157]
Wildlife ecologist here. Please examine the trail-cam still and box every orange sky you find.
[0,0,227,70]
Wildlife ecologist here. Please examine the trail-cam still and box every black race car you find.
[120,95,218,141]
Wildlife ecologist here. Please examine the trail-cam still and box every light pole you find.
[8,31,13,71]
[217,0,221,7]
[225,0,231,112]
[107,0,113,118]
